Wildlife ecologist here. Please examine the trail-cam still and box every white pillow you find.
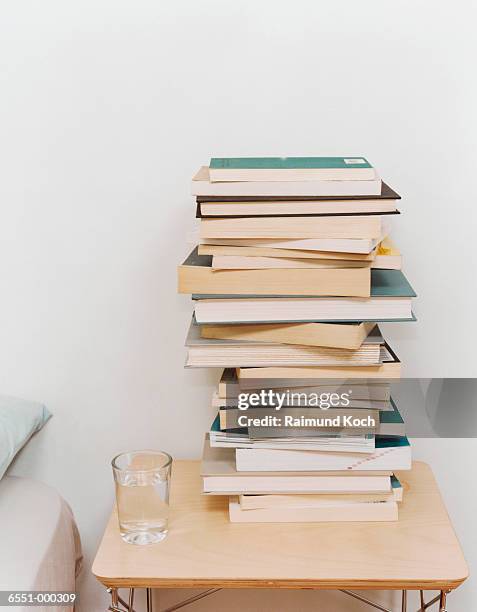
[0,396,51,480]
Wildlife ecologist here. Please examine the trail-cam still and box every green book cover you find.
[210,157,372,170]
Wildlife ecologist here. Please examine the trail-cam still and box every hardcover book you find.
[197,181,400,202]
[179,247,371,297]
[199,215,387,240]
[192,269,416,324]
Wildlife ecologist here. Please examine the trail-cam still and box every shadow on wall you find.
[426,379,477,437]
[392,378,477,437]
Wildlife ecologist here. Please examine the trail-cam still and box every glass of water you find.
[112,450,172,545]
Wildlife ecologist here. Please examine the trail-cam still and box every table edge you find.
[92,574,468,592]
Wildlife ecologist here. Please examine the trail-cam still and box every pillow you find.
[0,395,51,480]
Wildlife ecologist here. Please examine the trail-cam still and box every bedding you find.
[0,476,82,612]
[0,395,51,480]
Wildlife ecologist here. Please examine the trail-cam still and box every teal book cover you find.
[210,413,245,435]
[210,414,222,432]
[391,474,402,490]
[369,269,416,298]
[210,157,372,170]
[375,436,410,449]
[380,399,405,425]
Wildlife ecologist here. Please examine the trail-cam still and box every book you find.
[306,269,410,296]
[374,238,402,270]
[198,183,400,217]
[211,256,372,270]
[200,235,383,254]
[239,477,403,509]
[201,437,392,494]
[209,238,400,271]
[192,167,382,197]
[217,369,392,400]
[179,248,371,297]
[217,368,391,400]
[194,298,413,324]
[197,181,399,203]
[212,432,377,453]
[195,299,414,324]
[209,157,376,182]
[228,497,398,522]
[199,201,398,217]
[235,436,411,472]
[198,244,378,261]
[185,319,384,368]
[200,321,377,350]
[236,358,401,381]
[200,215,388,240]
[192,269,416,323]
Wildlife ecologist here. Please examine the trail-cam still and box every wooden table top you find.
[92,460,468,591]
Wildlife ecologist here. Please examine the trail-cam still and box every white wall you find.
[1,1,476,610]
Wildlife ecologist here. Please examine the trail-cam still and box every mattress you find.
[0,476,82,612]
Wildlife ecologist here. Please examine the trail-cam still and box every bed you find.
[0,475,83,612]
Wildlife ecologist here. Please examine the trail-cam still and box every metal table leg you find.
[339,589,392,611]
[107,588,121,612]
[106,586,452,612]
[128,589,135,611]
[146,588,153,612]
[415,589,449,612]
[439,590,448,612]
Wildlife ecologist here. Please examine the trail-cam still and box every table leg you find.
[339,589,392,611]
[128,589,135,611]
[146,588,153,612]
[416,590,449,611]
[107,588,120,612]
[401,590,407,611]
[106,586,451,612]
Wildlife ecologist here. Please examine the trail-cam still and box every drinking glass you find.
[112,450,172,545]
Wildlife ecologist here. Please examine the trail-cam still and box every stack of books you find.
[179,157,416,523]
